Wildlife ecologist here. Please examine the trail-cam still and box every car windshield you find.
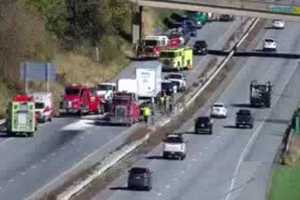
[165,136,183,143]
[237,110,250,115]
[168,74,183,79]
[130,168,147,174]
[195,41,206,47]
[97,84,114,91]
[265,39,274,42]
[35,102,45,109]
[65,87,80,95]
[144,40,158,46]
[197,117,209,123]
[160,52,176,58]
[213,104,224,108]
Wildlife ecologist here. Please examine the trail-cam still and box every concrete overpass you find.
[129,0,300,21]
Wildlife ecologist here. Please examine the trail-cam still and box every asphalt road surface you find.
[0,18,245,200]
[89,20,300,200]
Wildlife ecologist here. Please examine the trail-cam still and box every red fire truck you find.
[107,92,140,126]
[136,35,169,59]
[60,84,104,115]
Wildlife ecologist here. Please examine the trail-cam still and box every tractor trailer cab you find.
[108,92,140,126]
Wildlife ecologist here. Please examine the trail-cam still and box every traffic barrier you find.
[56,17,260,200]
[208,50,300,59]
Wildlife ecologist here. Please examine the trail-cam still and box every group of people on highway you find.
[141,92,174,125]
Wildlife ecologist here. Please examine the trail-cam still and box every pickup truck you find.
[235,109,254,128]
[162,134,186,160]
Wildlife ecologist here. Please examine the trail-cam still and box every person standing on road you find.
[143,105,152,124]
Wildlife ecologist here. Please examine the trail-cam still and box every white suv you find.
[163,134,186,160]
[263,38,277,51]
[211,103,227,118]
[272,19,285,29]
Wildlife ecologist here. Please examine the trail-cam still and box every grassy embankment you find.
[0,0,171,118]
[269,127,300,199]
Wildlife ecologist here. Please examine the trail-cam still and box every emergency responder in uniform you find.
[143,105,152,124]
[159,92,166,113]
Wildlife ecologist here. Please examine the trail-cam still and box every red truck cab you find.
[61,84,102,115]
[108,92,140,126]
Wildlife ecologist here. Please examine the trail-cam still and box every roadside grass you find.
[269,160,300,200]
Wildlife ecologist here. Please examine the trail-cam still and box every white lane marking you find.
[41,159,47,163]
[165,185,170,189]
[21,171,26,176]
[51,152,56,157]
[157,192,162,196]
[180,170,185,174]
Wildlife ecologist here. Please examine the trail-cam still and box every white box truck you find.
[136,62,162,98]
[117,79,137,94]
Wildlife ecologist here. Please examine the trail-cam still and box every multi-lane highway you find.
[86,20,300,200]
[0,17,247,200]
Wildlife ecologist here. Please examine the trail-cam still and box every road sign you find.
[20,62,57,93]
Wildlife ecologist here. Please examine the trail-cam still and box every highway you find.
[87,20,300,200]
[0,18,246,200]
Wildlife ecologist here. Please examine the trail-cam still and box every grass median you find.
[269,160,300,200]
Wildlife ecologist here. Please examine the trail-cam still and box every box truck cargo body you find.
[136,63,162,98]
[117,79,137,94]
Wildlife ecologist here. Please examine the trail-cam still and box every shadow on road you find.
[110,186,130,191]
[223,125,237,129]
[145,155,164,160]
[230,103,252,108]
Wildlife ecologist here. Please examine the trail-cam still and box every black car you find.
[235,109,254,128]
[195,116,213,134]
[193,40,208,55]
[127,167,152,191]
[219,14,235,22]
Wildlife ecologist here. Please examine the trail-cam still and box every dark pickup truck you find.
[235,109,254,129]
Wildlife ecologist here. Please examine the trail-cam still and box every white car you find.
[164,73,187,92]
[272,19,285,29]
[263,38,277,51]
[163,134,186,160]
[95,82,116,100]
[210,103,227,118]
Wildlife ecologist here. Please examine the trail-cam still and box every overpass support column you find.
[132,5,143,45]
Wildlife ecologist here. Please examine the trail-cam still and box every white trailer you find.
[136,62,162,99]
[117,79,137,94]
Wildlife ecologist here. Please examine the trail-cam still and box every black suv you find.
[127,167,152,191]
[193,40,208,55]
[235,109,254,128]
[195,116,213,134]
